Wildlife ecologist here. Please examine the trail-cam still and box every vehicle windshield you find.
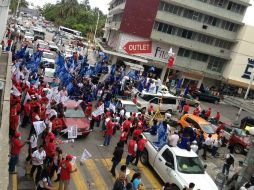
[176,156,205,174]
[65,108,85,118]
[43,53,54,60]
[200,124,215,134]
[124,104,139,113]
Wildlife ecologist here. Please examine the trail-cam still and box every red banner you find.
[123,41,152,54]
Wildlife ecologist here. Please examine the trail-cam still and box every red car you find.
[222,124,251,154]
[63,100,91,137]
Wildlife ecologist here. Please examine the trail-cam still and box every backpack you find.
[112,178,125,190]
[226,154,234,165]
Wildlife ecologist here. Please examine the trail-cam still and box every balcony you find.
[156,10,237,42]
[163,0,245,24]
[151,30,231,59]
[108,2,126,15]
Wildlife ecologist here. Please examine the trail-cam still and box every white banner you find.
[12,85,21,96]
[80,149,92,162]
[33,121,46,135]
[92,104,104,117]
[68,125,78,139]
[109,103,116,113]
[23,92,31,105]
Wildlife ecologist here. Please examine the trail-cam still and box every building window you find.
[197,34,214,45]
[227,2,246,14]
[177,48,191,57]
[214,39,232,49]
[221,20,238,32]
[160,1,183,16]
[204,15,220,26]
[191,51,209,62]
[153,21,159,30]
[207,56,226,72]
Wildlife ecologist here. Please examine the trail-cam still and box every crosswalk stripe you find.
[71,165,89,190]
[84,159,109,190]
[101,158,118,181]
[138,163,163,189]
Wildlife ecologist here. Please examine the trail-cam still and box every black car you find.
[192,90,220,104]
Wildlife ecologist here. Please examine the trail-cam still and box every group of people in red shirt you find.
[9,60,78,190]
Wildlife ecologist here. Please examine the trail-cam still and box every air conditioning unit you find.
[202,25,208,29]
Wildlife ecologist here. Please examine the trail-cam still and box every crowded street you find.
[1,1,254,190]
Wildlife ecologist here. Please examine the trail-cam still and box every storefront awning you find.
[124,61,144,71]
[96,39,148,63]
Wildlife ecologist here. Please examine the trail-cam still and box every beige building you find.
[0,0,10,41]
[223,25,254,89]
[100,0,252,88]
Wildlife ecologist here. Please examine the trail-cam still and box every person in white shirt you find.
[26,132,38,162]
[30,145,46,183]
[202,134,213,160]
[190,141,199,153]
[155,78,161,94]
[168,131,179,147]
[211,137,221,157]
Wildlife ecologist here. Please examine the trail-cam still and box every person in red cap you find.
[59,154,77,190]
[44,137,55,166]
[132,127,143,140]
[10,102,20,137]
[119,128,129,144]
[102,118,115,146]
[183,104,190,115]
[205,107,212,120]
[148,105,154,115]
[215,111,221,123]
[133,135,147,166]
[9,132,28,173]
[132,95,137,104]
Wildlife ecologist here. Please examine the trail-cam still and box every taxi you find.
[178,114,218,139]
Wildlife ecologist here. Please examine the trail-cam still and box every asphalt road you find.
[15,30,252,190]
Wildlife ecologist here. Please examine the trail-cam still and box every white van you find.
[135,91,179,114]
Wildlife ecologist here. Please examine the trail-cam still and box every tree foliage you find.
[10,0,29,13]
[42,0,106,40]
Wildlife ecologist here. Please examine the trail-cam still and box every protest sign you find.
[33,121,46,135]
[92,104,104,117]
[68,125,78,139]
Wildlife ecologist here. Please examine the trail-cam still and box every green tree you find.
[10,0,29,14]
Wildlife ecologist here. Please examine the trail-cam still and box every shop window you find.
[178,48,191,57]
[191,51,209,62]
[207,56,226,72]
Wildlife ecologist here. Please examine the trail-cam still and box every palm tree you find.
[10,0,29,14]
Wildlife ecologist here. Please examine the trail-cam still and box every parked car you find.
[41,52,55,67]
[64,48,73,58]
[35,40,50,52]
[181,94,200,107]
[221,124,251,154]
[240,116,254,129]
[118,99,139,119]
[140,132,218,190]
[136,91,179,114]
[192,90,220,104]
[63,100,90,137]
[48,41,59,52]
[24,31,34,42]
[177,114,218,140]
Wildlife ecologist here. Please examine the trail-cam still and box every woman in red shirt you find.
[103,118,115,146]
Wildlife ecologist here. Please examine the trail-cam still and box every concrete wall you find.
[0,52,12,190]
[223,25,254,87]
[0,0,10,41]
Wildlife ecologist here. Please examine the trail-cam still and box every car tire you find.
[140,150,149,166]
[234,144,244,154]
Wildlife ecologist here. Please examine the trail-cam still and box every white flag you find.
[23,92,31,105]
[68,125,77,139]
[80,149,92,162]
[92,104,104,117]
[12,85,21,96]
[33,121,46,135]
[109,103,116,113]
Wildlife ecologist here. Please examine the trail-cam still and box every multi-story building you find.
[98,0,251,88]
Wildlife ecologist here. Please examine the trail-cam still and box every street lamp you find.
[234,72,254,123]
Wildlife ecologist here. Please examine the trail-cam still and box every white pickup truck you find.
[140,132,218,190]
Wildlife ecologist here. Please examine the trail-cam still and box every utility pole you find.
[15,0,21,17]
[93,11,100,44]
[234,72,254,123]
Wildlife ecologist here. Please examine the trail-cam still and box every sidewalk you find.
[223,95,254,115]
